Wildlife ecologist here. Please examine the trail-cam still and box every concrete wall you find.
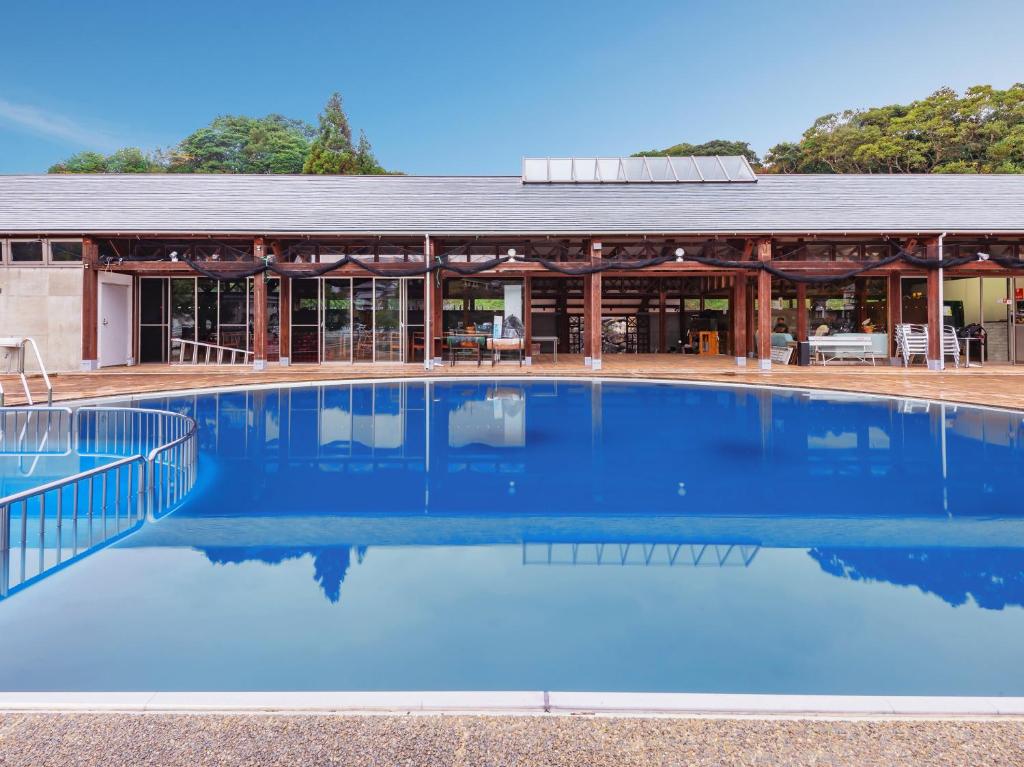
[0,267,82,372]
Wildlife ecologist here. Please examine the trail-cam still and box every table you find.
[532,335,559,362]
[960,336,983,367]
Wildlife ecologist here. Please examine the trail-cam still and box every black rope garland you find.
[104,245,1024,284]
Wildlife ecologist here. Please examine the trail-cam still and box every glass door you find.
[352,279,375,361]
[375,279,402,362]
[322,279,353,362]
[291,279,321,363]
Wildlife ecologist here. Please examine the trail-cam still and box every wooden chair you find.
[410,331,425,361]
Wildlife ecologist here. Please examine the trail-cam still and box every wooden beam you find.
[887,272,902,358]
[252,237,267,369]
[926,238,941,368]
[585,239,603,368]
[587,271,603,368]
[795,282,808,343]
[81,237,99,370]
[658,280,667,353]
[523,275,533,364]
[272,241,291,365]
[757,239,772,368]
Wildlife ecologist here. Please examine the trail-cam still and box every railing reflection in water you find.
[0,406,198,599]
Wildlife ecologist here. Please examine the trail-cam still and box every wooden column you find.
[556,281,570,353]
[757,238,773,369]
[588,271,603,369]
[81,237,99,370]
[585,240,603,369]
[887,272,902,359]
[795,283,808,342]
[252,237,267,370]
[271,241,290,365]
[582,274,593,362]
[732,273,747,364]
[428,238,444,365]
[658,280,667,353]
[522,275,533,365]
[926,239,941,369]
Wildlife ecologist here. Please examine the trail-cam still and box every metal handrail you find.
[0,338,52,406]
[174,338,253,365]
[0,405,199,599]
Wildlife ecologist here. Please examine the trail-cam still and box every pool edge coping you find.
[1,692,1024,718]
[58,373,1024,416]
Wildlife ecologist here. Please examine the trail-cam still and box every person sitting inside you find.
[773,317,789,334]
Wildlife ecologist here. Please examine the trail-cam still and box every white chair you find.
[942,325,961,368]
[896,324,928,367]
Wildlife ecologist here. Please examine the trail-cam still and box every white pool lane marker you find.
[1,692,1023,717]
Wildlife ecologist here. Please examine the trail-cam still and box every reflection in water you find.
[810,548,1024,611]
[121,381,1024,609]
[203,545,366,603]
[5,381,1024,695]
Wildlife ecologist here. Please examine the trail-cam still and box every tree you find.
[633,139,760,164]
[762,84,1024,174]
[168,114,313,174]
[48,148,163,173]
[302,92,387,175]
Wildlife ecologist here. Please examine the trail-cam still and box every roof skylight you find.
[521,156,757,183]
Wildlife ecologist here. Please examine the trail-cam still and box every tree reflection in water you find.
[201,546,367,604]
[810,548,1024,611]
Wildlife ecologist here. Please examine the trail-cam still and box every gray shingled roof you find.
[0,173,1022,236]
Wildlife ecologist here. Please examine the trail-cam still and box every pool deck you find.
[3,354,1024,409]
[1,711,1022,767]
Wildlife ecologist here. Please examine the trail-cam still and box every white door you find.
[99,283,132,367]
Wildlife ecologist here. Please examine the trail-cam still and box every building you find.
[1,157,1023,373]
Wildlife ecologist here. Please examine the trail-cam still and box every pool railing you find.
[0,405,198,599]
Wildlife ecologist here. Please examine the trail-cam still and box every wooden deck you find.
[3,355,1023,410]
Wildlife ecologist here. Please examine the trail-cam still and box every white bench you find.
[808,336,875,365]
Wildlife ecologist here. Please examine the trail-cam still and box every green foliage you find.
[303,93,386,175]
[48,148,162,173]
[634,139,760,164]
[48,92,393,175]
[168,114,314,174]
[762,84,1024,174]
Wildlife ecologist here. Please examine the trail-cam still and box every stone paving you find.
[1,713,1023,767]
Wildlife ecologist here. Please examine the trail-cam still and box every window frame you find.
[8,238,46,265]
[47,238,84,265]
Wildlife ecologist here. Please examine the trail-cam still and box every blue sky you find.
[1,0,1022,175]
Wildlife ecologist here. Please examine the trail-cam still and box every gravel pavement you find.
[1,713,1023,767]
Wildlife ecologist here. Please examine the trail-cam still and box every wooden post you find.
[795,283,808,342]
[658,280,667,354]
[523,275,533,365]
[81,237,99,370]
[586,240,603,369]
[556,280,570,354]
[926,239,941,369]
[431,249,444,365]
[732,273,747,364]
[252,237,267,370]
[271,242,290,365]
[583,274,593,363]
[887,272,902,359]
[757,238,772,369]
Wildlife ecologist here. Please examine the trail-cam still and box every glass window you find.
[11,240,43,262]
[49,240,83,262]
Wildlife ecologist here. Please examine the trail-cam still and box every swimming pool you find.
[1,379,1023,696]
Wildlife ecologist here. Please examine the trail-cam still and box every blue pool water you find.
[1,380,1023,695]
